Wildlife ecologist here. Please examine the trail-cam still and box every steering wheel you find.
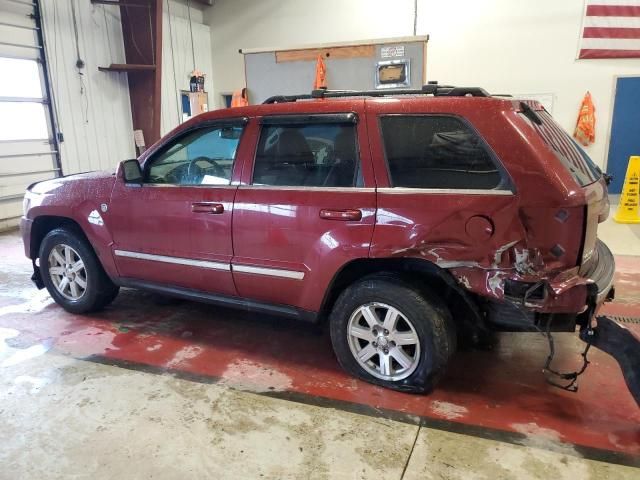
[164,157,226,185]
[190,156,226,179]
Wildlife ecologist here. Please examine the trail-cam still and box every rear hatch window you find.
[519,104,601,187]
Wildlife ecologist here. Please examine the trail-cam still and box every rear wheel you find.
[329,275,456,393]
[39,228,119,314]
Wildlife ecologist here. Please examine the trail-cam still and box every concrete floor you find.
[0,229,639,479]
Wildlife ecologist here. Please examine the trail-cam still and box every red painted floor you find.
[1,231,639,461]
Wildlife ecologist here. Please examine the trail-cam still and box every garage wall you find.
[40,0,135,175]
[161,0,214,136]
[244,39,427,104]
[205,0,640,170]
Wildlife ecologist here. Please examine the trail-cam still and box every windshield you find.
[522,109,601,187]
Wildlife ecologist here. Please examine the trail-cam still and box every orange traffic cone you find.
[313,55,327,90]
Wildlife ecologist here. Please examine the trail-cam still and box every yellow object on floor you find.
[614,155,640,224]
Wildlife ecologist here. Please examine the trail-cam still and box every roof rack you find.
[262,82,490,104]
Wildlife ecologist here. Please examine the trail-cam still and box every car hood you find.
[29,170,116,195]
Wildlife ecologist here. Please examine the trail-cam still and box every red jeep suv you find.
[21,84,615,393]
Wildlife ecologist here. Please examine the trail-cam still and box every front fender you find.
[25,173,119,280]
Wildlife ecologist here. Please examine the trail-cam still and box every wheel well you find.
[319,258,489,345]
[29,216,87,259]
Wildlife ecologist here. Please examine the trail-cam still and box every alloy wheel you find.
[346,302,421,381]
[47,244,88,301]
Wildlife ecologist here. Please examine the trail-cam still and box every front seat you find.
[274,129,315,185]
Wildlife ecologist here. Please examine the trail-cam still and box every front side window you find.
[380,115,503,190]
[253,122,360,187]
[146,125,243,185]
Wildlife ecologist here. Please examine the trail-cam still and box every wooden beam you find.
[275,45,375,63]
[90,0,149,7]
[98,63,156,72]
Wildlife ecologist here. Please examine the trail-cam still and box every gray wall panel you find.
[245,40,426,104]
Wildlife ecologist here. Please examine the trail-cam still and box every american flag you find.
[578,0,640,59]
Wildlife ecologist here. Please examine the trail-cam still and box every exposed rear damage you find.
[447,238,615,328]
[405,233,620,395]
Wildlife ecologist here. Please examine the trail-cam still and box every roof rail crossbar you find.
[261,84,490,104]
[441,87,490,97]
[311,87,429,99]
[263,94,313,104]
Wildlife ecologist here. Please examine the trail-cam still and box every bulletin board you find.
[240,36,429,105]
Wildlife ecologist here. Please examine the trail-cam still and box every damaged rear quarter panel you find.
[370,190,527,299]
[369,190,590,311]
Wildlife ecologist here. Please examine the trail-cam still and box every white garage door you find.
[0,0,60,230]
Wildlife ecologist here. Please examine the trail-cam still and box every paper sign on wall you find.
[133,129,145,148]
[381,45,405,58]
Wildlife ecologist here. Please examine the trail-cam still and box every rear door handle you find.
[192,202,224,214]
[319,208,362,221]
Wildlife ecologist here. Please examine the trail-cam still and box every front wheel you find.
[329,275,456,393]
[39,227,119,314]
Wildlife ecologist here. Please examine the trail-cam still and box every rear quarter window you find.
[522,108,601,187]
[380,115,504,190]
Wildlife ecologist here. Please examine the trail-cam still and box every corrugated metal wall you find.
[161,0,213,136]
[0,0,58,230]
[40,0,136,175]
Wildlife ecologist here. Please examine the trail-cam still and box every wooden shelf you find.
[98,63,156,73]
[90,1,150,8]
[97,0,163,145]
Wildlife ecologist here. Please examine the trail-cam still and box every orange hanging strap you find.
[573,91,596,146]
[313,55,327,90]
[231,88,248,107]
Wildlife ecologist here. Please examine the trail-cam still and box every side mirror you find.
[120,159,143,184]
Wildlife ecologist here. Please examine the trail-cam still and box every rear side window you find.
[524,108,601,187]
[380,116,503,190]
[253,123,360,187]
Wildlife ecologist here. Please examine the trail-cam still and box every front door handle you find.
[192,202,224,214]
[319,208,362,221]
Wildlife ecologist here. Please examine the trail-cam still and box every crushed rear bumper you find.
[510,239,615,314]
[485,240,615,331]
[578,239,615,305]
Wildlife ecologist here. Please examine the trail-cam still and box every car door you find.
[108,118,249,296]
[231,106,377,314]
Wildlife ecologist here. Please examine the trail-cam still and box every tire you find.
[39,227,119,314]
[329,274,456,393]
